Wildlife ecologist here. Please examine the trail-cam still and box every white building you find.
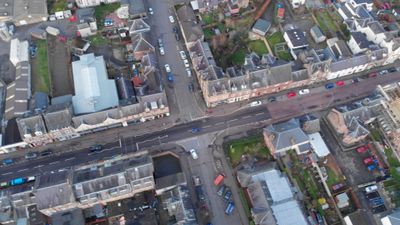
[0,22,11,42]
[72,53,119,115]
[349,0,373,11]
[9,38,28,66]
[290,0,305,9]
[75,0,120,8]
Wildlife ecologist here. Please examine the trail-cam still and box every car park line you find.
[2,172,12,176]
[65,157,75,161]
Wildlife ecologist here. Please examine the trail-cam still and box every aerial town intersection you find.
[1,0,400,225]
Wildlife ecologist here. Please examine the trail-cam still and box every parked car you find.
[0,181,9,189]
[336,80,345,87]
[2,158,13,166]
[379,70,388,75]
[179,51,187,60]
[298,89,310,95]
[186,68,192,77]
[169,15,175,23]
[190,149,198,160]
[224,189,232,201]
[250,101,262,107]
[214,174,225,186]
[268,96,276,102]
[193,176,201,186]
[188,82,194,92]
[27,176,36,182]
[325,83,335,89]
[388,67,397,73]
[183,59,190,68]
[89,145,103,153]
[25,152,38,160]
[217,184,226,196]
[40,149,53,156]
[357,146,368,153]
[369,72,377,78]
[225,202,235,215]
[164,64,171,73]
[159,47,165,55]
[157,38,163,47]
[172,26,178,33]
[287,91,296,98]
[175,33,180,41]
[148,8,154,15]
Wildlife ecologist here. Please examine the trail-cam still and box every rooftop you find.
[350,32,373,49]
[284,29,308,48]
[252,19,271,33]
[72,53,119,115]
[308,132,330,157]
[176,5,204,44]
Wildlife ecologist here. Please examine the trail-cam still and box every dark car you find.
[90,145,103,153]
[268,96,276,102]
[224,189,232,202]
[388,67,397,73]
[25,152,38,160]
[191,127,202,133]
[172,26,178,33]
[175,33,180,41]
[40,149,53,157]
[325,83,335,89]
[188,82,194,92]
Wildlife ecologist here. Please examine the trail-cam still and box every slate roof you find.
[50,208,85,225]
[128,18,150,35]
[252,19,271,34]
[310,25,325,39]
[16,114,46,138]
[350,32,373,49]
[131,33,155,53]
[264,118,309,151]
[285,29,308,48]
[352,0,373,4]
[368,22,385,34]
[121,0,146,16]
[330,54,369,72]
[176,5,204,44]
[43,105,73,131]
[76,8,95,23]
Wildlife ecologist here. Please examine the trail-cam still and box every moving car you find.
[183,59,190,68]
[25,152,38,160]
[179,51,186,60]
[148,8,154,15]
[250,101,262,107]
[2,158,13,166]
[298,89,310,95]
[89,145,103,153]
[325,83,335,89]
[164,64,171,73]
[191,127,202,133]
[190,149,198,160]
[336,80,345,87]
[186,68,192,77]
[40,149,53,156]
[287,92,296,98]
[169,15,175,23]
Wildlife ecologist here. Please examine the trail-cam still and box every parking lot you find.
[177,133,247,225]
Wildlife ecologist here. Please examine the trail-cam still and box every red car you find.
[287,92,296,98]
[369,72,377,78]
[363,157,374,165]
[357,146,368,153]
[336,80,345,86]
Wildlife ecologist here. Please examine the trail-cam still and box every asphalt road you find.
[1,72,399,182]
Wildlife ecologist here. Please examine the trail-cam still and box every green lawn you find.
[48,0,68,13]
[89,34,108,47]
[95,3,121,29]
[230,49,247,66]
[267,31,285,47]
[238,189,251,217]
[370,129,381,141]
[278,51,293,61]
[228,135,270,166]
[248,40,268,56]
[326,167,341,188]
[34,40,50,93]
[202,13,216,25]
[315,10,338,34]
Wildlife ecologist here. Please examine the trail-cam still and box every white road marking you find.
[2,172,12,175]
[34,165,43,168]
[215,122,224,126]
[49,161,59,165]
[228,118,238,122]
[65,157,75,161]
[203,125,211,128]
[255,112,264,116]
[242,115,252,119]
[18,168,28,172]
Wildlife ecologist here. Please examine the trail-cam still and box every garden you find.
[267,32,293,61]
[32,40,51,94]
[226,135,270,167]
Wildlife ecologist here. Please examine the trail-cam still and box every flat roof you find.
[309,132,330,157]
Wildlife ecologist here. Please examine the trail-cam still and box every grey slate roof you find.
[352,0,373,4]
[43,105,73,131]
[285,29,308,48]
[31,92,49,111]
[76,8,96,23]
[310,25,324,38]
[264,118,309,151]
[368,22,385,34]
[50,208,85,225]
[17,114,46,138]
[131,33,155,53]
[176,5,204,44]
[252,19,271,34]
[350,32,372,49]
[121,0,146,16]
[330,54,369,72]
[129,18,150,34]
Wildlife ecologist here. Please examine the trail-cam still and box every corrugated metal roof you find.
[72,54,119,115]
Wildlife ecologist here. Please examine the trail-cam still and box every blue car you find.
[191,127,202,133]
[325,83,335,89]
[2,158,13,166]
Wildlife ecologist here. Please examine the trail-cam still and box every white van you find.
[365,185,378,193]
[190,149,198,160]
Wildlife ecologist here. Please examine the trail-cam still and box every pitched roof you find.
[121,0,145,16]
[76,8,95,23]
[129,18,150,35]
[176,5,204,43]
[310,25,325,38]
[71,54,119,115]
[264,118,309,151]
[131,33,155,53]
[252,19,271,33]
[16,114,46,138]
[350,32,373,49]
[43,105,73,131]
[330,54,369,72]
[368,21,385,34]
